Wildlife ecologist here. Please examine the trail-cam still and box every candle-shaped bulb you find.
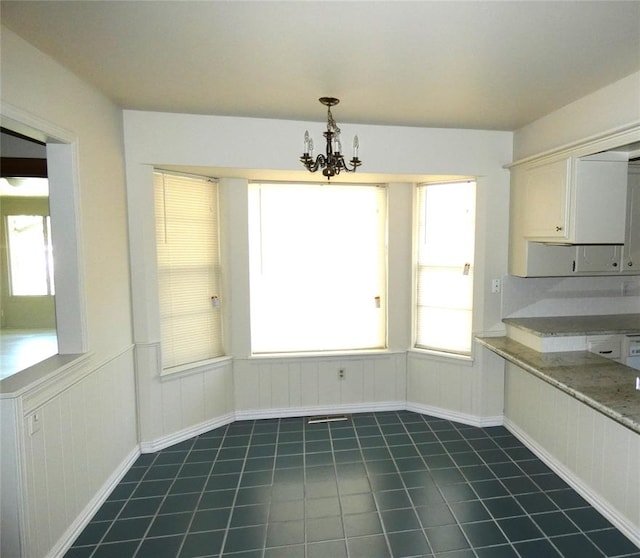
[334,132,342,154]
[303,130,310,154]
[308,137,314,158]
[353,135,359,159]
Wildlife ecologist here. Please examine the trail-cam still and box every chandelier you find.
[300,97,362,180]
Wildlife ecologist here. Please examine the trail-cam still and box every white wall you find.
[0,26,137,558]
[123,109,513,442]
[513,71,640,161]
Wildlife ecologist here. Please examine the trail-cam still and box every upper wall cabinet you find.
[622,163,640,272]
[520,152,628,244]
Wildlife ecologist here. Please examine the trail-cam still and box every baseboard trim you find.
[49,446,140,558]
[139,412,236,453]
[234,401,406,422]
[504,418,640,549]
[406,401,504,428]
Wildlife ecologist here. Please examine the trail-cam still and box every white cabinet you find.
[574,245,622,273]
[520,153,628,244]
[621,163,640,273]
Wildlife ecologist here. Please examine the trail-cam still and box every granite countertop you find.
[503,314,640,337]
[476,336,640,434]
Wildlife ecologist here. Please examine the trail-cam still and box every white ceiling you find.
[2,1,639,132]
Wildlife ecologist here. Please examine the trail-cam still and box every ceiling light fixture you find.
[300,97,361,180]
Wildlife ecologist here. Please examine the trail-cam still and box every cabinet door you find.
[622,164,640,273]
[574,245,622,273]
[522,158,570,240]
[572,158,628,244]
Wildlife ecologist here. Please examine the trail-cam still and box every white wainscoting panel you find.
[16,348,138,558]
[407,352,477,417]
[234,353,407,419]
[137,351,236,452]
[504,362,640,546]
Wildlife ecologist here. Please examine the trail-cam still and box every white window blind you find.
[249,182,387,354]
[154,171,223,369]
[415,181,476,355]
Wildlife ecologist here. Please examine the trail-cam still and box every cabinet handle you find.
[555,226,563,232]
[629,261,634,267]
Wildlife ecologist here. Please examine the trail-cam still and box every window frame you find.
[413,180,477,358]
[153,170,225,372]
[248,181,389,356]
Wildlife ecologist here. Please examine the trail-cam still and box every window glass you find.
[154,171,223,369]
[416,181,476,355]
[7,214,55,295]
[249,182,387,353]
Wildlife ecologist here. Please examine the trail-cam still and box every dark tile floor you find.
[65,411,639,558]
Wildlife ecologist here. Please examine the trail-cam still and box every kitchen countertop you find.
[503,314,640,337]
[476,335,640,435]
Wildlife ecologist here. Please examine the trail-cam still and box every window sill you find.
[247,348,403,362]
[408,348,474,366]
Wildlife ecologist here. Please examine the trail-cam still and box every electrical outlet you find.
[28,412,42,436]
[338,368,345,380]
[491,278,501,294]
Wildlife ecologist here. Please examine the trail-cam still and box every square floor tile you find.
[514,492,558,515]
[380,508,421,533]
[73,521,111,546]
[306,516,344,542]
[190,507,231,532]
[306,540,348,558]
[120,496,165,520]
[344,512,383,537]
[483,496,525,519]
[180,529,225,557]
[531,511,579,537]
[347,534,391,558]
[460,465,496,482]
[587,528,639,556]
[198,489,236,510]
[269,500,304,522]
[374,489,412,510]
[440,483,478,503]
[564,507,613,531]
[264,544,305,558]
[103,516,152,543]
[306,496,341,519]
[147,511,192,536]
[387,529,431,557]
[424,524,470,553]
[230,503,269,527]
[547,489,590,510]
[369,473,404,492]
[415,503,456,528]
[341,493,378,515]
[265,520,305,547]
[496,516,543,542]
[430,468,466,486]
[462,520,508,547]
[474,544,519,558]
[470,479,509,499]
[408,484,445,506]
[91,540,140,558]
[551,533,605,558]
[135,535,183,558]
[513,539,562,558]
[223,525,267,553]
[449,500,491,523]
